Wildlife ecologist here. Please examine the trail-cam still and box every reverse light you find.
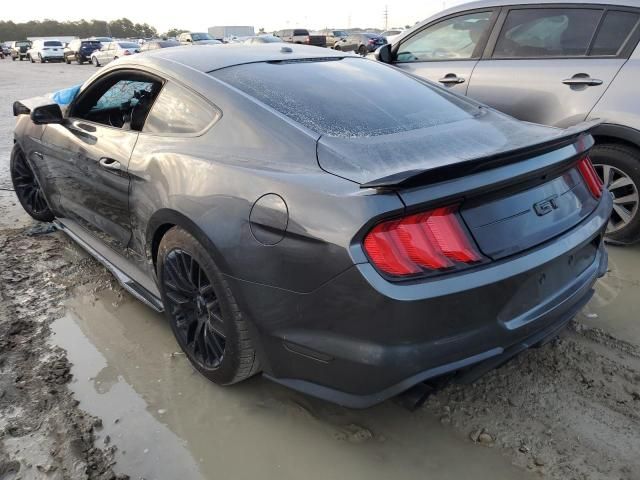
[577,156,603,199]
[363,205,483,277]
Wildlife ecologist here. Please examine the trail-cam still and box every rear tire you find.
[92,56,100,67]
[10,145,54,222]
[591,143,640,244]
[65,56,70,64]
[157,226,261,385]
[358,45,367,56]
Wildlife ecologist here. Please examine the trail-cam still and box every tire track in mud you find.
[422,321,640,479]
[0,225,128,479]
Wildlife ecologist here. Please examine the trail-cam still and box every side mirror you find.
[374,43,393,63]
[30,103,64,125]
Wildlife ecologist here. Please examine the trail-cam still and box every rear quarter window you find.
[212,57,477,138]
[143,82,219,135]
[293,29,309,36]
[590,10,640,56]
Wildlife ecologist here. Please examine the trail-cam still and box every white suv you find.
[28,40,65,63]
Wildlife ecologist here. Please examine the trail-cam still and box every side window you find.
[590,10,640,56]
[493,8,603,58]
[143,82,219,135]
[71,74,163,130]
[397,11,494,62]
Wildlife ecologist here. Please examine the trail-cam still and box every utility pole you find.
[383,5,389,31]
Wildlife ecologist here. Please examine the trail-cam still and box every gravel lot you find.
[1,58,639,480]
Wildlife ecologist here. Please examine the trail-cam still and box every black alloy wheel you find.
[157,226,260,385]
[163,248,226,368]
[10,146,54,222]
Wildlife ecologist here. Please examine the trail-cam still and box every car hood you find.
[316,109,600,186]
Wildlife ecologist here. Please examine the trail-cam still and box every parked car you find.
[28,40,64,63]
[381,29,405,43]
[11,44,611,407]
[64,39,102,64]
[243,35,282,45]
[376,0,640,243]
[335,33,386,55]
[313,29,348,48]
[275,29,326,47]
[90,41,140,67]
[1,43,10,56]
[89,36,113,46]
[140,39,180,51]
[9,40,31,61]
[177,32,222,45]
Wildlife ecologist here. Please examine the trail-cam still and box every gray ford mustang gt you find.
[11,44,612,407]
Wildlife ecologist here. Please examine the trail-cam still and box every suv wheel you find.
[358,45,367,56]
[92,56,100,67]
[591,143,640,244]
[157,227,261,385]
[65,55,71,64]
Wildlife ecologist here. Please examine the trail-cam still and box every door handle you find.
[438,74,465,85]
[562,76,603,86]
[99,157,121,171]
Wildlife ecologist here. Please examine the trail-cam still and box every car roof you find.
[426,0,638,18]
[120,43,346,73]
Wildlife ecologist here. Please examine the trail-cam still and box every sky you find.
[5,0,476,33]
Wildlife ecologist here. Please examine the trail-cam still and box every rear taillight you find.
[577,156,603,199]
[363,205,483,277]
[305,37,310,44]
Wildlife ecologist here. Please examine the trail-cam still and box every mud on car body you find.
[11,45,612,407]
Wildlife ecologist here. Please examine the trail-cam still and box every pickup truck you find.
[275,29,326,47]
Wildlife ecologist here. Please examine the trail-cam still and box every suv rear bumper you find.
[230,193,612,408]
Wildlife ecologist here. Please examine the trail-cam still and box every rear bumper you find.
[230,193,612,408]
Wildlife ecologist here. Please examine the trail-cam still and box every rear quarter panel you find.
[588,57,640,132]
[128,78,403,293]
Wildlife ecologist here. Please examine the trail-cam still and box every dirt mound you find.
[0,226,127,479]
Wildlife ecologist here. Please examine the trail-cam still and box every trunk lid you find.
[316,114,601,260]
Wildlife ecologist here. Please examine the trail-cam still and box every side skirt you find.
[53,219,165,312]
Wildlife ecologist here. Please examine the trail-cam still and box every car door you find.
[467,6,640,128]
[392,9,498,94]
[96,43,108,63]
[39,70,163,255]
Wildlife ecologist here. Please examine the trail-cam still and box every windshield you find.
[212,57,477,138]
[44,41,62,47]
[118,42,139,48]
[333,31,348,37]
[16,41,30,46]
[81,41,101,47]
[191,33,213,41]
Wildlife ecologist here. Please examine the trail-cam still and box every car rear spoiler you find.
[359,120,601,190]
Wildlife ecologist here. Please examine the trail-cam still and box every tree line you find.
[0,18,188,41]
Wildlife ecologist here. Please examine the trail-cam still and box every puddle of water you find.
[581,244,640,344]
[52,288,532,480]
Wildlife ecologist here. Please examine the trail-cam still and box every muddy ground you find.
[1,60,639,480]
